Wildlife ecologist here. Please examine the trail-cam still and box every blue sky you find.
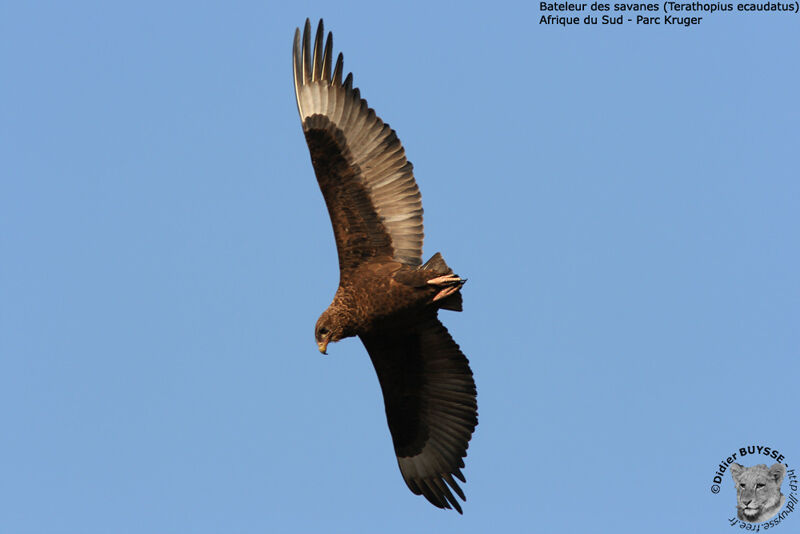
[2,1,798,532]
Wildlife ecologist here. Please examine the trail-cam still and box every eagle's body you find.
[323,259,457,334]
[293,19,477,513]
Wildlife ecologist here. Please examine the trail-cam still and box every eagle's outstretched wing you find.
[360,313,478,514]
[293,19,424,273]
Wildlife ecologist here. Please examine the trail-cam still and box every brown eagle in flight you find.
[292,19,478,513]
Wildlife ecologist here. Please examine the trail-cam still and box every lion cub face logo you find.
[730,462,786,523]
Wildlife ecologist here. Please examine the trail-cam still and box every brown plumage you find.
[293,19,478,513]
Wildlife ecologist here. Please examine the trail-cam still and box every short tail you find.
[421,252,452,274]
[437,291,463,312]
[423,253,465,312]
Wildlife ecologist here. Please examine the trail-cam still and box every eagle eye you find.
[319,327,329,336]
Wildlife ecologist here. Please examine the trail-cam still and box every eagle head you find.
[314,309,345,355]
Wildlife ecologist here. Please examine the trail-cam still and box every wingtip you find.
[296,19,357,93]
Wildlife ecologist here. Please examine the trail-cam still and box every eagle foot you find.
[427,274,463,287]
[432,285,461,302]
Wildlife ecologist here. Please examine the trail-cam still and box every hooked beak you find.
[317,339,329,355]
